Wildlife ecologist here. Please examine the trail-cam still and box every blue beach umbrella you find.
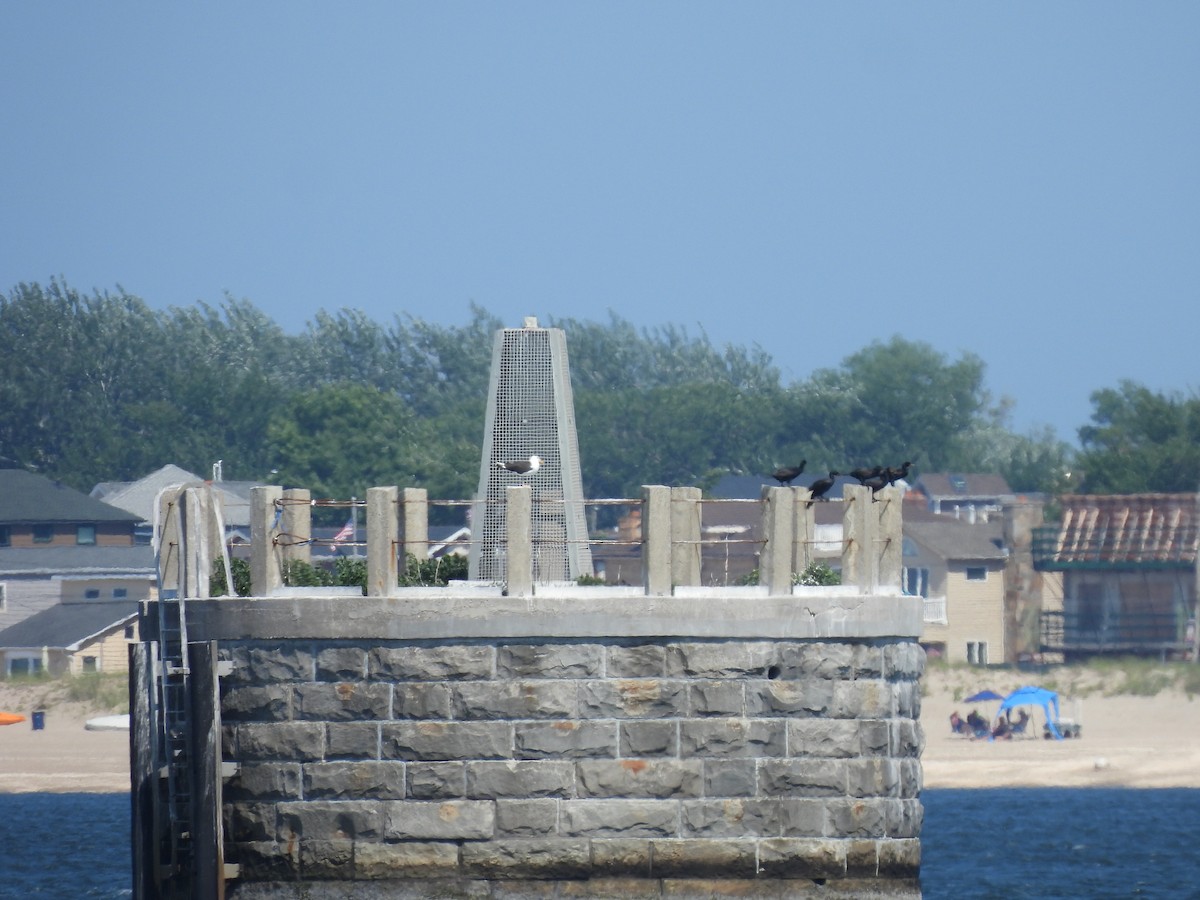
[963,689,1005,703]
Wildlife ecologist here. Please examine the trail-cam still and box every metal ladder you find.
[158,587,193,878]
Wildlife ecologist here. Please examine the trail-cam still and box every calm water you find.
[0,789,1197,898]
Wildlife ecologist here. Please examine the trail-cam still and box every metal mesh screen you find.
[469,320,593,584]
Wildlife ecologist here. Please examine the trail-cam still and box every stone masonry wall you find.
[219,636,924,898]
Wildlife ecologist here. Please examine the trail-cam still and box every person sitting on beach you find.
[1011,709,1030,735]
[992,715,1012,740]
[950,711,965,734]
[966,709,988,737]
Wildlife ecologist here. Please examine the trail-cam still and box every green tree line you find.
[2,279,1190,508]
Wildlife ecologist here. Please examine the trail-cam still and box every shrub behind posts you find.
[506,484,533,596]
[671,486,702,587]
[250,486,284,596]
[367,486,399,597]
[643,485,671,596]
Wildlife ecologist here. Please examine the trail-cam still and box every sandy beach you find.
[3,668,1200,793]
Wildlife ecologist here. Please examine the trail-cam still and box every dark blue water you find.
[0,789,1197,898]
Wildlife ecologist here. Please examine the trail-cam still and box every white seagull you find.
[497,454,542,475]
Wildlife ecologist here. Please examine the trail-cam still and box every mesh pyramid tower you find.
[469,318,593,584]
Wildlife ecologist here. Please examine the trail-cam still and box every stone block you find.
[665,642,773,678]
[227,802,277,842]
[680,799,782,837]
[776,642,854,680]
[885,798,924,838]
[846,758,899,799]
[606,644,666,678]
[236,722,326,761]
[826,798,886,838]
[303,761,406,800]
[649,838,757,877]
[382,721,513,761]
[315,646,368,681]
[383,800,495,841]
[890,719,923,758]
[221,684,291,722]
[466,760,575,799]
[759,759,847,797]
[831,679,893,719]
[277,800,383,840]
[878,837,921,877]
[226,644,315,684]
[858,719,891,757]
[745,679,832,717]
[779,798,828,837]
[225,762,302,802]
[702,760,757,797]
[392,683,452,719]
[679,718,785,758]
[688,680,745,716]
[494,799,559,836]
[299,838,354,879]
[851,643,885,677]
[354,841,460,879]
[846,838,879,877]
[294,682,391,721]
[559,799,679,837]
[326,722,380,760]
[406,761,466,799]
[451,681,578,720]
[227,840,298,881]
[588,840,652,877]
[369,645,494,681]
[898,758,922,799]
[787,718,861,758]
[895,679,921,719]
[460,839,591,879]
[497,643,603,678]
[514,721,617,759]
[756,838,847,878]
[576,759,702,799]
[559,876,660,897]
[883,642,925,680]
[620,720,678,757]
[580,680,687,719]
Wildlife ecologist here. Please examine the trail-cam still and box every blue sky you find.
[4,3,1198,443]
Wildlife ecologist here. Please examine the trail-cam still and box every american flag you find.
[332,517,355,543]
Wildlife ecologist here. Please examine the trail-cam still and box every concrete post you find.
[792,487,816,576]
[401,487,429,564]
[505,485,533,597]
[671,486,702,587]
[842,484,876,593]
[181,487,211,599]
[250,486,283,597]
[760,486,795,594]
[280,488,311,568]
[642,485,672,596]
[876,486,903,592]
[367,486,399,597]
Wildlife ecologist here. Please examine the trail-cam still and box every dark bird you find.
[849,465,882,485]
[771,461,806,486]
[497,454,542,475]
[807,471,839,502]
[863,473,890,500]
[884,461,914,485]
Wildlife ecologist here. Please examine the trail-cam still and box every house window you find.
[965,566,987,581]
[113,588,128,599]
[81,656,98,673]
[124,624,135,640]
[0,526,9,547]
[8,657,42,677]
[0,583,6,611]
[33,524,54,543]
[967,641,989,666]
[76,524,96,545]
[85,588,101,600]
[903,566,929,598]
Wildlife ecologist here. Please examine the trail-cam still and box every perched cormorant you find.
[849,465,883,485]
[885,461,913,485]
[807,471,839,502]
[497,455,542,475]
[771,461,806,486]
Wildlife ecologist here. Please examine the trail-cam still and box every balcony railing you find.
[1040,609,1193,656]
[922,597,948,625]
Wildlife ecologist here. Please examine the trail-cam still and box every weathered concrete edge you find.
[166,594,924,642]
